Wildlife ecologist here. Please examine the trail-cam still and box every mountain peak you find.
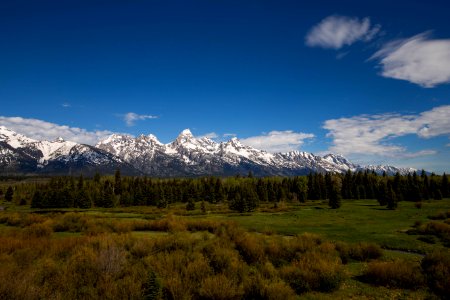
[179,129,193,137]
[54,137,65,142]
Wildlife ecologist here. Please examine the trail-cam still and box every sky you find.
[1,0,450,173]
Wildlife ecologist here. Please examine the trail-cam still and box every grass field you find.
[1,198,449,299]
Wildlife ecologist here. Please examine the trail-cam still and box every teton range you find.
[0,126,416,176]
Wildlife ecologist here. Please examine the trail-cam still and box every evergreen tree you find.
[377,180,388,206]
[114,169,122,195]
[229,190,245,212]
[31,191,43,208]
[93,172,101,183]
[328,177,342,209]
[442,173,449,198]
[101,180,115,208]
[75,188,91,208]
[186,199,195,211]
[200,200,206,214]
[386,183,398,210]
[5,186,13,201]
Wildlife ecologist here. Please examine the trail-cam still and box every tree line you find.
[1,170,448,212]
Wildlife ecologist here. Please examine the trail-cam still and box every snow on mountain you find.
[0,127,138,175]
[0,126,418,176]
[0,126,37,148]
[96,129,417,176]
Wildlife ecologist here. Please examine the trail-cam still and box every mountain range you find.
[0,126,417,176]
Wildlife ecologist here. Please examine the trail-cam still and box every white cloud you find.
[305,15,380,49]
[199,132,218,139]
[123,112,158,126]
[0,116,113,145]
[223,133,237,138]
[323,105,450,157]
[61,102,71,108]
[240,130,314,153]
[372,32,450,87]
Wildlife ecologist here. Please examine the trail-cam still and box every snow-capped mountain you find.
[0,126,139,175]
[0,126,418,176]
[95,128,417,176]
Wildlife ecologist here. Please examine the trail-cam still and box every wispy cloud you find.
[0,116,113,145]
[305,15,380,49]
[123,112,158,126]
[223,133,237,138]
[323,105,450,158]
[199,132,218,139]
[61,102,71,108]
[240,130,314,153]
[371,32,450,88]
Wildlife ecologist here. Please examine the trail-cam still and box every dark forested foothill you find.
[7,170,445,211]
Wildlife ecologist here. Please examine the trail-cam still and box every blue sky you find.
[1,0,450,172]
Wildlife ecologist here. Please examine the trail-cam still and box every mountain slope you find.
[96,128,417,176]
[0,126,139,175]
[0,126,418,176]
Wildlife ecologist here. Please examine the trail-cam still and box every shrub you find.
[280,252,345,293]
[142,269,161,300]
[363,260,425,289]
[52,213,88,232]
[421,251,450,297]
[243,275,296,300]
[349,242,383,261]
[23,223,53,238]
[428,210,450,220]
[233,233,265,265]
[198,274,243,300]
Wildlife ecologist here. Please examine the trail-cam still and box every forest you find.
[1,170,448,212]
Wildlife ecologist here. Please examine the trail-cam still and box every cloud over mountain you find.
[0,116,113,145]
[240,130,314,153]
[323,105,450,157]
[123,112,158,126]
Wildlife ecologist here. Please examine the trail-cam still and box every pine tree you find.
[186,199,195,211]
[31,191,43,208]
[75,188,91,208]
[114,169,122,195]
[93,172,101,183]
[328,177,342,209]
[442,173,449,198]
[386,184,398,210]
[5,186,13,201]
[377,181,388,206]
[101,180,115,208]
[229,188,246,212]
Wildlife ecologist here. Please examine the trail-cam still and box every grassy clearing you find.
[0,198,449,299]
[207,199,450,253]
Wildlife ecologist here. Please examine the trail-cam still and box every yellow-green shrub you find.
[363,260,425,289]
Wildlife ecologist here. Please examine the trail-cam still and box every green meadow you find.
[1,198,449,299]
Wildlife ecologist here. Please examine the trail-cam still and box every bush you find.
[421,251,450,297]
[363,260,425,289]
[23,223,53,238]
[243,275,296,300]
[280,252,345,293]
[233,233,265,265]
[142,269,161,300]
[351,242,383,261]
[198,274,243,300]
